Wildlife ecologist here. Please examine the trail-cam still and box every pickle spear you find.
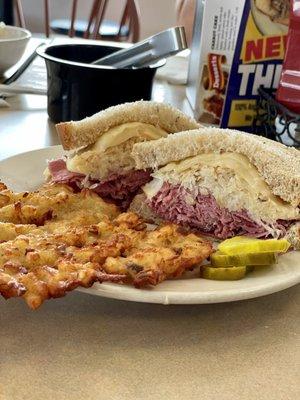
[201,265,247,280]
[211,251,277,267]
[218,237,290,255]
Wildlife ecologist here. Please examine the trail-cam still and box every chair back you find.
[14,0,140,42]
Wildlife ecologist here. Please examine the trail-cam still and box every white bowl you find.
[0,25,31,75]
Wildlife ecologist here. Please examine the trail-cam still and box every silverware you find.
[0,84,46,96]
[92,26,187,68]
[0,41,47,100]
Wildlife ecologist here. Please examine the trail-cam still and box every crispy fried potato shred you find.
[0,183,212,308]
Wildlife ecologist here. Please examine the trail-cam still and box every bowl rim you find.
[36,43,166,71]
[0,25,31,42]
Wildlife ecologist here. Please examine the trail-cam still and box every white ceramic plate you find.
[0,146,299,304]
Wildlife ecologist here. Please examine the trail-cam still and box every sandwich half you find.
[131,128,300,245]
[45,101,199,209]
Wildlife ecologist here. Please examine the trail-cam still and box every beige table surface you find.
[0,79,299,400]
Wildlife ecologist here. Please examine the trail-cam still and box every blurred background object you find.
[175,0,196,46]
[253,87,300,148]
[276,0,300,114]
[0,24,31,75]
[37,41,165,121]
[253,1,300,148]
[11,0,141,42]
[92,26,186,68]
[187,0,292,136]
[0,0,14,25]
[0,0,178,41]
[50,0,140,42]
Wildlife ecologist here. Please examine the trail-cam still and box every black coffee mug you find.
[37,42,165,123]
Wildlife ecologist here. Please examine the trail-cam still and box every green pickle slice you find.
[218,236,290,255]
[202,236,290,281]
[201,266,247,280]
[211,251,277,267]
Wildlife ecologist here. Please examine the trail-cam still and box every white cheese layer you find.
[66,122,168,176]
[91,122,168,152]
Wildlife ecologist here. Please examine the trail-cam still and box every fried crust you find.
[0,183,212,308]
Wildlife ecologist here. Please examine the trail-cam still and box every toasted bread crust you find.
[56,101,200,150]
[132,127,300,206]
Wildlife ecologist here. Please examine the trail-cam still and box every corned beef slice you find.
[48,159,151,208]
[148,182,293,239]
[48,159,84,183]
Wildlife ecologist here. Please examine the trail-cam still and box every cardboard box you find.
[187,0,289,132]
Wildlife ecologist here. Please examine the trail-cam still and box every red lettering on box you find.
[245,39,263,62]
[265,36,281,58]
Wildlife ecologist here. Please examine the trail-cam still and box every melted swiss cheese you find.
[67,122,167,174]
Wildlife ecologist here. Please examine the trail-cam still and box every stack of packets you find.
[187,0,290,133]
